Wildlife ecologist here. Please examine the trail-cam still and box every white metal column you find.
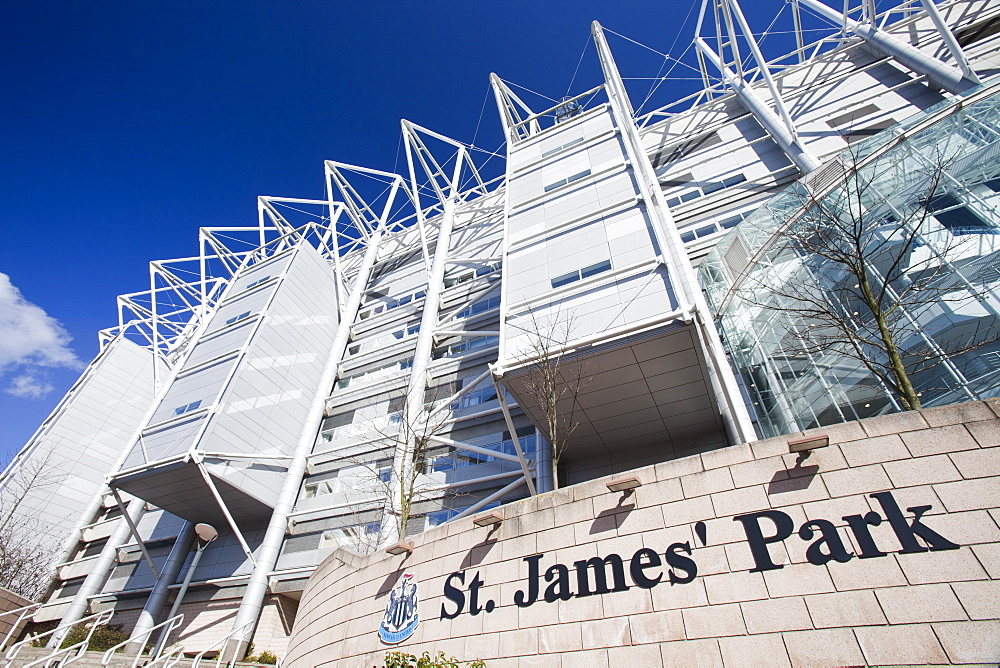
[593,21,756,445]
[49,497,147,647]
[796,0,978,93]
[225,168,401,658]
[126,522,194,649]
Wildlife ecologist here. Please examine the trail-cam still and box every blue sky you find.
[0,0,798,462]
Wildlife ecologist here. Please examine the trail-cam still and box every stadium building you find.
[3,0,1000,664]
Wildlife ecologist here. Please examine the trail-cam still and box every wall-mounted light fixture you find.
[787,434,829,454]
[606,476,642,492]
[473,512,504,528]
[386,541,414,556]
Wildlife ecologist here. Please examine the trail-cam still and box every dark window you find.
[955,15,1000,47]
[551,259,613,289]
[827,104,881,128]
[321,410,355,431]
[842,119,896,143]
[580,259,612,279]
[551,272,578,288]
[930,194,997,235]
[174,400,202,416]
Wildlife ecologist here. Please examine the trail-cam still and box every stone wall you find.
[0,586,30,648]
[285,400,1000,666]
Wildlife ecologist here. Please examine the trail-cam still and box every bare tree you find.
[738,140,1000,412]
[318,384,461,552]
[0,449,61,599]
[513,307,592,489]
[379,384,459,542]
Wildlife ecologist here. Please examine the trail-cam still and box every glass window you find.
[551,272,578,288]
[722,173,747,188]
[930,194,996,235]
[543,178,567,193]
[173,400,202,416]
[541,137,585,158]
[225,311,251,326]
[580,259,612,279]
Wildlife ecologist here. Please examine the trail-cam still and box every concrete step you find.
[4,647,277,668]
[3,646,183,667]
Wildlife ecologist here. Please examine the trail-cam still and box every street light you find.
[153,523,218,657]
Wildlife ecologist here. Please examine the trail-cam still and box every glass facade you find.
[702,86,1000,438]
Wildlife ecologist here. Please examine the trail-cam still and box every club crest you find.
[378,572,419,644]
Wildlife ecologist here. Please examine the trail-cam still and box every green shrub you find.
[257,650,278,664]
[58,623,130,652]
[385,650,485,667]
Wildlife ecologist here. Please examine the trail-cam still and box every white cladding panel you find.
[0,337,158,547]
[147,358,236,426]
[503,107,672,367]
[200,243,340,506]
[115,242,339,515]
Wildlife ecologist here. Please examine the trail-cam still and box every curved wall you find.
[286,400,1000,667]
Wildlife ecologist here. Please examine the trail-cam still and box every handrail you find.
[3,608,114,668]
[100,613,184,667]
[144,644,185,668]
[191,621,254,668]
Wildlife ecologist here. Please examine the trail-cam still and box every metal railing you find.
[190,621,254,668]
[2,608,114,667]
[100,614,184,668]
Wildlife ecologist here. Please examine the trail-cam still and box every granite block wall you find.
[0,586,31,648]
[285,400,1000,667]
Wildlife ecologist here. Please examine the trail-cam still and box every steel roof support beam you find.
[194,461,256,565]
[695,38,821,173]
[490,73,541,144]
[48,497,148,648]
[126,521,194,649]
[382,122,467,544]
[796,0,978,93]
[225,167,400,660]
[490,372,537,495]
[593,20,757,446]
[918,0,981,84]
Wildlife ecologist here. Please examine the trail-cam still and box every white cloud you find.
[5,373,55,399]
[0,272,83,399]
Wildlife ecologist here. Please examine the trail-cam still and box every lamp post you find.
[153,523,218,657]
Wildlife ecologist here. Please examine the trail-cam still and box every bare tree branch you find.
[738,140,1000,412]
[512,307,593,489]
[0,449,61,599]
